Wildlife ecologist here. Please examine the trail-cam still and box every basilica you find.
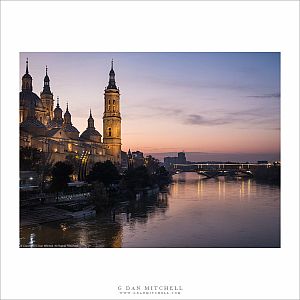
[19,59,122,174]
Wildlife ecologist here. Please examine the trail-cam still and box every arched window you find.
[113,105,115,112]
[40,117,43,122]
[113,100,115,105]
[108,127,112,137]
[108,105,110,111]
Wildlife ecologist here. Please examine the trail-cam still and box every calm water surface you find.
[20,173,280,247]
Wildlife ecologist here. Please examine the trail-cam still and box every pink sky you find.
[20,52,280,161]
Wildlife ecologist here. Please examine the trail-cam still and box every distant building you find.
[132,151,144,159]
[164,152,187,170]
[177,152,187,164]
[121,151,129,170]
[132,151,144,167]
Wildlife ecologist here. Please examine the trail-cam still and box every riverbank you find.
[20,185,164,227]
[20,193,96,227]
[252,166,280,185]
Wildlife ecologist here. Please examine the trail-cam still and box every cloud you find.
[125,99,279,130]
[184,114,232,126]
[246,93,280,99]
[183,107,280,128]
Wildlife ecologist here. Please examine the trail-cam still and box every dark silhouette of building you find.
[164,152,187,170]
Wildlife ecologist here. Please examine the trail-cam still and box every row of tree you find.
[20,147,172,195]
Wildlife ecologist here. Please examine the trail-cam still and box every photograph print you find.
[19,52,280,248]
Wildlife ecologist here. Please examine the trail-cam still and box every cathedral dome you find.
[62,124,80,140]
[20,116,46,136]
[20,91,44,110]
[63,124,79,133]
[79,109,102,143]
[80,128,102,143]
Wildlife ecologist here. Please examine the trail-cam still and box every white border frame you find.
[1,1,299,299]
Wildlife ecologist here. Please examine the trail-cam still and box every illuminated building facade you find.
[19,59,122,173]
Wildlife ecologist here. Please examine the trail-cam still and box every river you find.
[20,172,280,248]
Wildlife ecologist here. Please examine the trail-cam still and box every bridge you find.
[172,163,272,178]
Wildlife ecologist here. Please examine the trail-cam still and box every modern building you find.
[164,152,187,169]
[19,59,122,176]
[177,152,187,164]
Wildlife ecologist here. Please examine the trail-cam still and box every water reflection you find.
[20,191,169,248]
[20,173,280,248]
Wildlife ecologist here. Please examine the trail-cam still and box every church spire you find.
[88,109,95,129]
[53,96,63,120]
[64,102,72,124]
[107,59,118,90]
[26,58,29,74]
[41,65,51,94]
[22,58,32,92]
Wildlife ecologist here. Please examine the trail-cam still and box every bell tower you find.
[22,58,33,92]
[40,65,54,123]
[103,60,121,163]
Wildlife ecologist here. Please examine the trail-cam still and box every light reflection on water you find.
[20,173,280,248]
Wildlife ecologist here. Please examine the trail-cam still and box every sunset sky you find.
[20,52,280,162]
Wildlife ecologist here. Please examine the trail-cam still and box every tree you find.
[51,161,74,198]
[65,153,81,178]
[20,146,43,171]
[88,160,120,187]
[122,166,152,191]
[145,155,160,174]
[152,166,172,187]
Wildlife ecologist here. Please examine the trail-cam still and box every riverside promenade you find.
[20,192,94,227]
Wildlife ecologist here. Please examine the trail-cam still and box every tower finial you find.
[57,96,60,107]
[26,58,29,74]
[90,108,92,117]
[46,65,48,75]
[107,59,117,89]
[66,102,69,111]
